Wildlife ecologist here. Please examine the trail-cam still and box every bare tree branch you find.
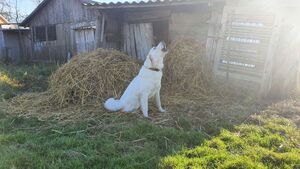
[0,0,13,21]
[31,0,43,5]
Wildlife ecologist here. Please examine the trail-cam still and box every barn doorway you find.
[123,20,169,60]
[75,27,95,54]
[124,22,154,60]
[152,20,169,45]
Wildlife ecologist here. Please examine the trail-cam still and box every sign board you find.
[214,6,281,96]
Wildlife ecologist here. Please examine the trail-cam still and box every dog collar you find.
[144,66,161,72]
[148,68,161,72]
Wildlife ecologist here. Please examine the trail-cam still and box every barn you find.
[21,0,100,62]
[20,0,300,97]
[0,14,30,64]
[83,0,225,61]
[20,0,224,62]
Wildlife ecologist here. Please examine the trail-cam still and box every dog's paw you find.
[142,114,152,119]
[159,108,167,113]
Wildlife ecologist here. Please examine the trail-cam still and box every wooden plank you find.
[100,14,105,42]
[125,10,171,23]
[95,16,102,48]
[206,8,223,62]
[213,5,281,96]
[260,14,281,96]
[142,23,154,60]
[75,28,95,54]
[128,23,154,60]
[137,24,142,59]
[123,23,131,56]
[129,24,137,58]
[133,24,142,59]
[138,23,146,59]
[123,23,127,52]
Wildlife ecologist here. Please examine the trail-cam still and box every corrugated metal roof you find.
[0,24,29,31]
[21,0,214,26]
[83,0,211,9]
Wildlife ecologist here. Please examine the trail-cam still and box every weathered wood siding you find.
[206,5,223,63]
[123,22,153,60]
[122,10,168,59]
[213,4,282,97]
[118,6,211,60]
[269,6,300,98]
[0,30,30,64]
[28,0,100,62]
[169,10,210,43]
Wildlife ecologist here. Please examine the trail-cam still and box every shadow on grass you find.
[160,101,300,169]
[0,63,58,100]
[0,111,207,169]
[0,84,269,169]
[1,96,299,169]
[1,63,297,168]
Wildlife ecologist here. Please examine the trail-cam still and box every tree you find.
[0,0,13,21]
[31,0,43,5]
[0,0,27,23]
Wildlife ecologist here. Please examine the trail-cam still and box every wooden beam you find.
[100,14,106,42]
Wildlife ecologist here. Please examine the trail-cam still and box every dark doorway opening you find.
[152,20,169,46]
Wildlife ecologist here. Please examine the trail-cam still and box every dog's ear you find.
[144,54,153,68]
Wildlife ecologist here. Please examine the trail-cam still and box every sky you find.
[9,0,139,16]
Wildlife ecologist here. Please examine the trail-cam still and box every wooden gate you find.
[123,23,153,60]
[75,28,95,54]
[214,6,281,96]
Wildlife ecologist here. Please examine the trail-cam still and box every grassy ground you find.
[0,63,58,100]
[0,63,299,169]
[0,111,206,169]
[160,115,300,168]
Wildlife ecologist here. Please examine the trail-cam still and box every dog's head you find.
[144,41,168,70]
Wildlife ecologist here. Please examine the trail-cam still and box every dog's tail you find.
[104,98,123,112]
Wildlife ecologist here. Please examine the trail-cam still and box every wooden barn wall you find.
[169,9,210,44]
[122,10,167,60]
[212,0,300,97]
[122,8,211,44]
[0,30,5,53]
[28,0,100,63]
[118,6,212,60]
[102,14,122,50]
[206,5,224,63]
[3,32,22,63]
[0,31,30,64]
[269,7,300,98]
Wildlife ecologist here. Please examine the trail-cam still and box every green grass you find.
[0,112,207,169]
[0,63,299,169]
[0,63,58,100]
[160,116,300,169]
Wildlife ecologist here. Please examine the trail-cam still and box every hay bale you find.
[4,92,51,115]
[163,38,213,96]
[48,48,140,107]
[2,40,221,121]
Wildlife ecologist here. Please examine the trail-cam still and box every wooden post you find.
[95,15,101,48]
[206,5,223,64]
[101,14,106,43]
[225,11,234,81]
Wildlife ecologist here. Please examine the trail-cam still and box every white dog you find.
[104,42,168,118]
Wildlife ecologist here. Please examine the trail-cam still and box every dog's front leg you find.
[140,94,149,118]
[155,90,166,113]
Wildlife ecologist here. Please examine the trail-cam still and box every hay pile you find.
[48,49,140,107]
[1,49,140,120]
[163,38,214,96]
[2,39,222,121]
